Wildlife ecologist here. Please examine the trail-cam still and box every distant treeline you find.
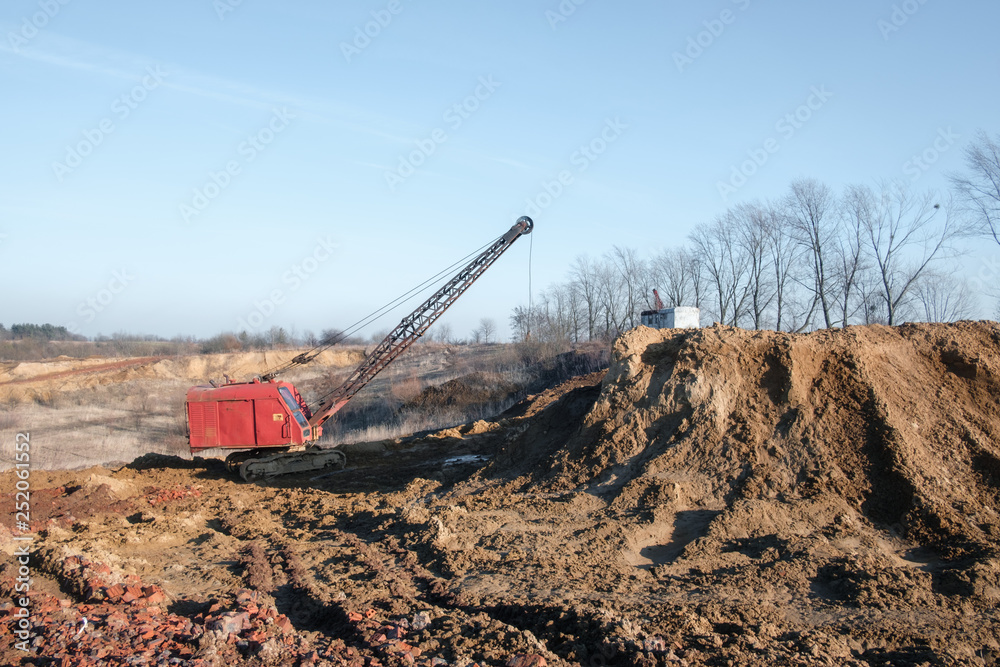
[0,323,86,341]
[0,323,457,362]
[512,130,1000,341]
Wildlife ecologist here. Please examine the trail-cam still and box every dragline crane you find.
[185,216,533,480]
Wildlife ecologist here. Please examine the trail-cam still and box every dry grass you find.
[0,379,190,470]
[0,341,609,471]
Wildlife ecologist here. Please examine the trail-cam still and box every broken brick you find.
[104,584,125,603]
[209,611,251,636]
[506,655,547,667]
[122,585,143,603]
[143,590,166,605]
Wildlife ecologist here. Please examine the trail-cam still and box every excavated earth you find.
[2,321,1000,666]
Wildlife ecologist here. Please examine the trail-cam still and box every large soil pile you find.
[493,321,1000,558]
[2,322,998,666]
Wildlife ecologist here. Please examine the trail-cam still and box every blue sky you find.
[1,0,998,340]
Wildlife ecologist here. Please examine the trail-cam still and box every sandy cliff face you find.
[0,348,363,401]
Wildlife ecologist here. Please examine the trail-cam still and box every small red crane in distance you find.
[653,289,665,311]
[185,217,534,480]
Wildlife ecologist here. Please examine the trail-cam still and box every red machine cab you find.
[186,379,315,451]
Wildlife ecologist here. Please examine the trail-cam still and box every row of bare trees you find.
[511,130,1000,342]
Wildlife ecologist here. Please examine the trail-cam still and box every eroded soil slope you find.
[2,322,999,666]
[490,321,1000,559]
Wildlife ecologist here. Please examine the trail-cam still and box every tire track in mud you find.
[219,498,569,664]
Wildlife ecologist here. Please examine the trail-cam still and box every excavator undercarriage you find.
[224,447,347,481]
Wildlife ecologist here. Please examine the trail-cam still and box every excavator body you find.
[185,379,315,451]
[185,216,533,480]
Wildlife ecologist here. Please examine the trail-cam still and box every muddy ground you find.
[2,322,999,666]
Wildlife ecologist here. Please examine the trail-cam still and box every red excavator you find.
[185,216,533,480]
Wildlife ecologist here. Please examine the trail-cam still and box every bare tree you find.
[595,260,625,338]
[915,271,977,322]
[509,305,533,342]
[858,272,888,325]
[858,181,959,325]
[608,246,646,329]
[733,202,775,330]
[569,255,600,340]
[524,284,577,343]
[474,317,497,344]
[653,247,702,308]
[950,129,1000,246]
[433,322,453,344]
[687,251,706,310]
[835,186,873,326]
[560,282,586,342]
[690,213,750,326]
[786,178,838,328]
[762,203,802,331]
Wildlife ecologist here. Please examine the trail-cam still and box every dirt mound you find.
[494,321,1000,556]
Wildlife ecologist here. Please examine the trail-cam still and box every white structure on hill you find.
[640,306,701,329]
